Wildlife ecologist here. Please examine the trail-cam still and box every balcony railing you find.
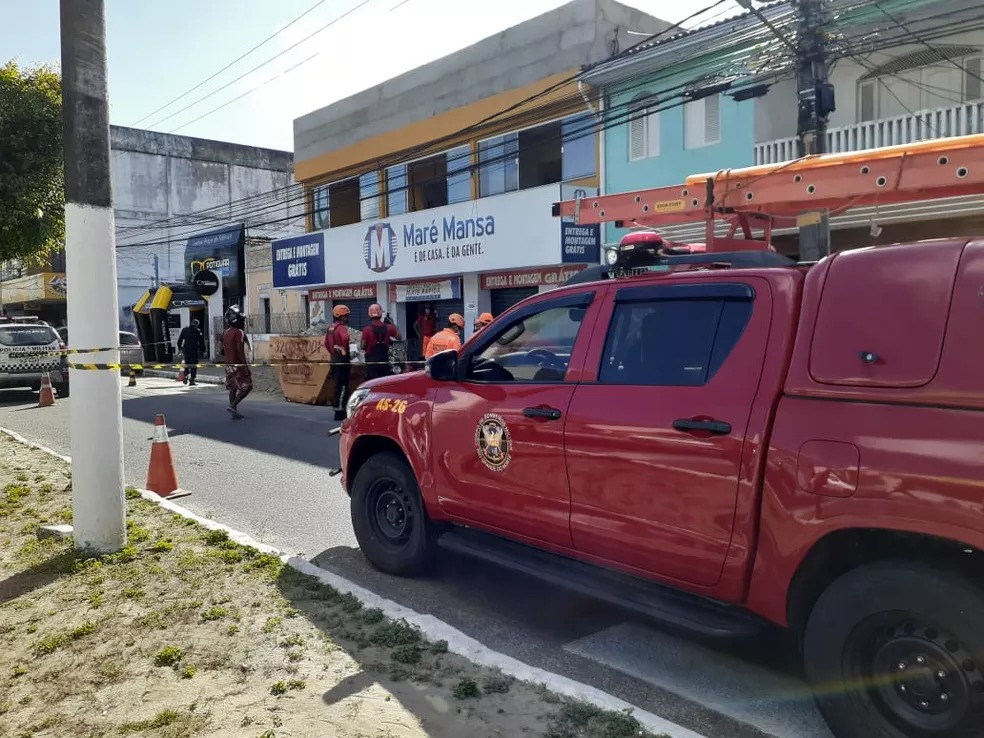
[754,101,984,165]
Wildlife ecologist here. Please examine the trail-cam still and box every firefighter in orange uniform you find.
[423,313,464,359]
[473,312,493,333]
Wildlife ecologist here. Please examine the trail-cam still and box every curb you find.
[142,369,225,385]
[0,425,706,738]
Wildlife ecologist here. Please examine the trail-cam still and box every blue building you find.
[582,0,984,251]
[581,2,794,246]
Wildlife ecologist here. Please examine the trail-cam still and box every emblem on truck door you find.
[476,413,511,472]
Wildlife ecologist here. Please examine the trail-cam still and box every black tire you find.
[804,561,984,738]
[57,384,69,398]
[349,451,435,576]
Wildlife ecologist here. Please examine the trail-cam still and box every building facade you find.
[269,0,667,354]
[588,0,981,250]
[111,126,299,331]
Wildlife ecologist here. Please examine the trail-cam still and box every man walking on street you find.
[361,303,401,381]
[424,313,464,359]
[221,306,252,419]
[177,318,206,386]
[326,304,352,421]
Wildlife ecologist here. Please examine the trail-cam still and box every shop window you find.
[387,164,408,216]
[478,133,519,197]
[447,144,472,204]
[360,171,380,221]
[563,113,596,178]
[312,186,330,230]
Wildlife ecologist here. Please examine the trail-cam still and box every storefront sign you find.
[192,269,220,297]
[480,265,587,290]
[184,224,245,297]
[297,185,562,285]
[389,278,462,303]
[307,284,376,302]
[561,222,601,264]
[271,232,326,289]
[0,272,67,303]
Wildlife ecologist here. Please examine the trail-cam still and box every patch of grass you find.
[453,678,481,699]
[279,633,304,648]
[546,702,649,738]
[181,665,197,679]
[203,528,229,545]
[362,607,384,624]
[243,552,283,579]
[200,605,228,622]
[430,639,449,654]
[149,538,174,553]
[119,708,181,733]
[106,543,139,564]
[338,592,362,613]
[370,619,422,648]
[154,645,184,667]
[32,620,97,656]
[269,680,288,696]
[125,487,141,500]
[226,624,239,636]
[126,521,152,543]
[15,472,28,482]
[122,587,144,600]
[88,590,104,607]
[286,649,304,663]
[482,674,513,694]
[261,616,282,633]
[391,644,422,664]
[10,663,27,678]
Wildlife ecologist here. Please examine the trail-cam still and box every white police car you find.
[0,318,69,397]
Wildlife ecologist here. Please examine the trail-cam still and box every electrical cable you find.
[142,0,376,130]
[129,0,332,127]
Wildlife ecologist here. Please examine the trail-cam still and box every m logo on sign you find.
[363,223,398,273]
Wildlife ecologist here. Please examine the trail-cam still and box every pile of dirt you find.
[0,433,665,738]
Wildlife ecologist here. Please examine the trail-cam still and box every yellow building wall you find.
[295,71,595,186]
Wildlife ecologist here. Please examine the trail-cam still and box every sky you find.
[1,0,745,152]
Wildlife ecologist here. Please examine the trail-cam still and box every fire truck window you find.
[468,305,586,382]
[599,298,751,386]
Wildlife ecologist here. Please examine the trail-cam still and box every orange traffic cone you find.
[37,373,56,408]
[146,414,190,500]
[176,367,185,383]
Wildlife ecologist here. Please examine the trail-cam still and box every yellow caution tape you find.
[69,359,422,370]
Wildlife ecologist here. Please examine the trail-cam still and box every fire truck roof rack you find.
[554,134,984,254]
[565,250,798,286]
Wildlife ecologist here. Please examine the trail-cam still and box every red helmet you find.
[332,304,350,319]
[368,303,383,318]
[448,313,464,329]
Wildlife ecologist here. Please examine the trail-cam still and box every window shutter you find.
[966,56,983,102]
[703,94,720,144]
[629,110,648,161]
[684,99,702,149]
[646,110,660,157]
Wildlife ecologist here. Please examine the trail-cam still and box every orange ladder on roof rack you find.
[552,135,984,253]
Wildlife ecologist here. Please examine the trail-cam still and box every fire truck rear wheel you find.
[804,561,984,738]
[350,451,435,576]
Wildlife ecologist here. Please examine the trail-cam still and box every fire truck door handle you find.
[673,418,731,435]
[523,407,562,420]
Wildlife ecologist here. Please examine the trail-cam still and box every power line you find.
[113,0,965,246]
[129,0,332,127]
[143,0,376,130]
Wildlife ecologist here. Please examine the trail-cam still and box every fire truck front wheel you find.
[350,451,435,577]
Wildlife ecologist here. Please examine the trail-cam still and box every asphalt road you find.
[0,377,834,738]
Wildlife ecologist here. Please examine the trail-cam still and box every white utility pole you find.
[60,0,127,552]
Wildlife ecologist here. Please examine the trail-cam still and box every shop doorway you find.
[405,298,464,360]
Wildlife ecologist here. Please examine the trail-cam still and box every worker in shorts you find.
[221,306,252,419]
[424,313,464,359]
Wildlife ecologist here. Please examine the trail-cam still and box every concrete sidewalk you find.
[143,367,225,385]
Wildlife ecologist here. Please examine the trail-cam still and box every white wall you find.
[754,28,984,143]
